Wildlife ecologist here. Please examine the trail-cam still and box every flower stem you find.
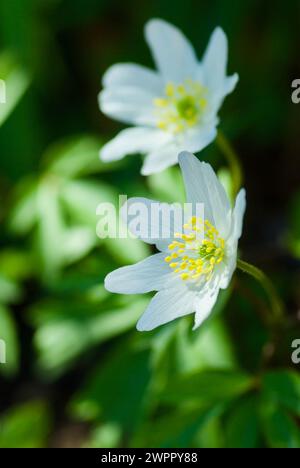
[216,131,243,201]
[237,259,285,326]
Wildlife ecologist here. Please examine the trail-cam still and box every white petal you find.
[219,245,237,290]
[219,189,246,290]
[105,253,173,294]
[193,287,220,329]
[144,18,198,83]
[224,73,239,95]
[202,27,238,108]
[121,197,184,251]
[99,87,156,126]
[178,152,231,237]
[137,285,195,331]
[100,127,170,162]
[233,188,246,239]
[202,27,228,91]
[180,126,217,153]
[102,63,163,94]
[141,144,178,175]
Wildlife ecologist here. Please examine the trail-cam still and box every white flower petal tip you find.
[233,188,246,239]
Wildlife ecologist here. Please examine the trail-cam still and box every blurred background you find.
[0,0,300,448]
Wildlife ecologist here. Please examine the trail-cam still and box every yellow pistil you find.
[165,217,225,283]
[153,79,208,134]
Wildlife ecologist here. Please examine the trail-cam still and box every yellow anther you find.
[181,273,190,280]
[154,80,208,134]
[165,83,174,96]
[154,98,167,107]
[167,217,225,283]
[192,273,201,279]
[157,121,167,130]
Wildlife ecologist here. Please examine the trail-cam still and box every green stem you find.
[216,131,243,201]
[237,259,284,326]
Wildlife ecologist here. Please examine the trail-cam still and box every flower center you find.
[154,80,208,134]
[165,217,225,283]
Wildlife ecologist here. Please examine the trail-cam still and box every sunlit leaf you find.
[0,275,22,304]
[30,297,148,375]
[0,401,51,448]
[147,166,185,203]
[8,178,38,235]
[44,136,119,178]
[87,422,122,448]
[162,370,255,406]
[70,341,152,430]
[0,52,30,127]
[0,304,19,377]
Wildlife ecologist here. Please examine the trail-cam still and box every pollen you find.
[153,79,208,134]
[165,217,225,284]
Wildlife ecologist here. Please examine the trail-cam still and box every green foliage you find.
[0,304,19,376]
[0,53,30,127]
[0,401,51,448]
[262,370,300,416]
[0,0,299,449]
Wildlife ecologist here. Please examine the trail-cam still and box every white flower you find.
[105,151,246,331]
[99,19,238,175]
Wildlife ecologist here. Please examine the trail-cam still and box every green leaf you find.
[225,396,260,448]
[0,52,30,127]
[131,405,223,448]
[0,274,22,304]
[87,423,122,448]
[260,401,300,448]
[0,401,51,448]
[36,179,67,278]
[30,297,148,375]
[104,236,150,264]
[0,249,33,281]
[8,178,38,235]
[0,304,19,376]
[172,289,236,375]
[262,370,300,416]
[195,414,224,448]
[70,341,152,430]
[147,166,185,203]
[163,370,254,406]
[44,136,119,178]
[61,178,116,228]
